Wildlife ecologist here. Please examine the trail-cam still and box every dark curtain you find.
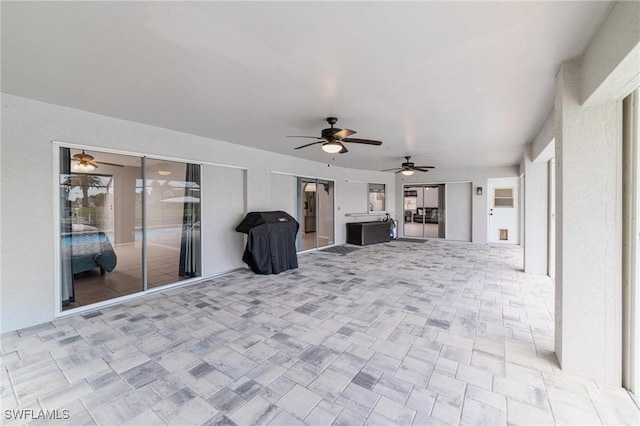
[60,148,74,306]
[179,164,201,277]
[438,183,446,238]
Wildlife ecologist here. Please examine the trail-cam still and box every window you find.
[494,187,514,207]
[368,183,386,211]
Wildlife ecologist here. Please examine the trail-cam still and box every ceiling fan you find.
[287,117,382,154]
[72,150,123,172]
[381,156,435,175]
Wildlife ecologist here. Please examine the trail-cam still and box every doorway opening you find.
[403,184,445,239]
[296,177,335,251]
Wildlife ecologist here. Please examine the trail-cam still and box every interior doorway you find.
[403,184,445,239]
[296,177,335,251]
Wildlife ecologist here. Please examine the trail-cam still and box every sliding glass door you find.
[60,148,143,309]
[403,184,445,239]
[145,160,201,288]
[59,147,201,311]
[296,177,334,251]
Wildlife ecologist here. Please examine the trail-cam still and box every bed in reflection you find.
[63,224,117,275]
[61,224,118,306]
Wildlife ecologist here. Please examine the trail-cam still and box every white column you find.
[523,144,549,275]
[554,60,623,385]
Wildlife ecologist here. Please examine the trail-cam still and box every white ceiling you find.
[1,1,611,172]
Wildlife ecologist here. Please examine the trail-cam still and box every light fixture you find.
[476,187,483,195]
[304,182,316,192]
[322,141,342,154]
[72,161,96,173]
[401,169,414,176]
[158,170,172,176]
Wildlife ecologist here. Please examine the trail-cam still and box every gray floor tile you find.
[1,242,637,426]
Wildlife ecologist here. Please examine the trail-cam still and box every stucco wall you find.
[395,166,519,244]
[555,60,623,385]
[0,94,396,332]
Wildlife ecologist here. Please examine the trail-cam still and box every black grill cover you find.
[236,211,299,274]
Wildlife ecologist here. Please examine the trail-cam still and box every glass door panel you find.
[297,178,317,251]
[403,184,445,239]
[296,177,334,251]
[317,180,334,248]
[403,186,423,237]
[145,160,201,289]
[60,148,143,310]
[423,185,439,238]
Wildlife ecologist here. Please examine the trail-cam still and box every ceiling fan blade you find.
[287,135,323,139]
[341,138,383,146]
[381,168,401,172]
[414,166,435,169]
[294,141,325,150]
[96,161,124,167]
[338,143,348,154]
[414,168,430,172]
[333,129,356,140]
[395,170,403,174]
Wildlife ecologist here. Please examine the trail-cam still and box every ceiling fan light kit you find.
[322,141,343,153]
[288,117,382,154]
[72,161,97,173]
[72,150,99,172]
[382,156,435,174]
[71,150,124,172]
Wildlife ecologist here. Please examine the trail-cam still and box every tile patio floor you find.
[1,240,639,425]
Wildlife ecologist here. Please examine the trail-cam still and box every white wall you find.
[522,0,638,387]
[523,144,549,275]
[581,1,640,106]
[445,183,472,242]
[396,166,518,243]
[0,94,395,332]
[554,60,623,385]
[269,173,296,217]
[201,165,246,276]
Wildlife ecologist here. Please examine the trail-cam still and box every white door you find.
[488,177,519,244]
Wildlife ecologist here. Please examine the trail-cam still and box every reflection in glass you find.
[403,185,445,239]
[296,178,334,251]
[60,148,143,310]
[368,183,385,211]
[317,180,334,248]
[403,186,422,237]
[145,160,201,288]
[298,179,317,251]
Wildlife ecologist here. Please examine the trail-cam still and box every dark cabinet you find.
[346,221,390,246]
